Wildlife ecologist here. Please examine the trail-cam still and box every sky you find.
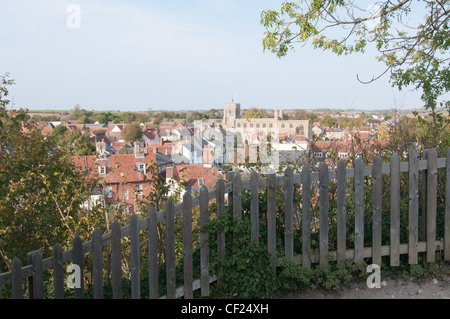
[0,0,425,112]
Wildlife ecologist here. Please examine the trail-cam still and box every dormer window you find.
[99,165,106,175]
[198,178,204,186]
[136,163,146,175]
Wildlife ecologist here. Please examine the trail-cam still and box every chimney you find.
[166,166,174,181]
[96,142,107,158]
[134,141,145,158]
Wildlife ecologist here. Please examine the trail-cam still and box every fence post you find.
[32,251,44,299]
[250,171,260,243]
[285,167,294,262]
[302,164,312,269]
[200,185,210,297]
[216,179,225,288]
[11,257,23,299]
[130,214,140,299]
[53,244,64,299]
[73,235,84,299]
[183,192,193,299]
[92,228,103,299]
[337,160,347,264]
[390,153,401,266]
[427,148,437,263]
[354,157,365,263]
[111,220,122,299]
[148,206,158,299]
[420,149,429,243]
[409,149,419,264]
[372,156,382,267]
[319,163,329,268]
[165,199,176,299]
[267,173,277,272]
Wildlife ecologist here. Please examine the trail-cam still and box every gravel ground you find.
[289,266,450,299]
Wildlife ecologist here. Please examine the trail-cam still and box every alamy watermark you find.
[66,4,81,29]
[366,264,382,288]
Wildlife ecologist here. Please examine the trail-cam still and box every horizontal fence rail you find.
[1,148,449,299]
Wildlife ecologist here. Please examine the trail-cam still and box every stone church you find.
[222,102,312,143]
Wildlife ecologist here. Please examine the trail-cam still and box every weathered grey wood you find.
[111,220,122,299]
[285,167,294,262]
[445,147,450,261]
[165,199,176,299]
[73,235,83,299]
[148,206,158,299]
[130,214,140,299]
[267,173,277,272]
[337,160,347,263]
[92,228,103,299]
[420,149,429,242]
[372,156,382,267]
[250,171,260,243]
[354,157,365,263]
[409,149,419,264]
[227,171,235,214]
[302,164,312,269]
[53,244,64,299]
[319,163,329,268]
[427,148,438,263]
[215,179,225,288]
[200,185,210,297]
[183,192,193,299]
[390,153,401,266]
[11,257,23,299]
[233,173,242,219]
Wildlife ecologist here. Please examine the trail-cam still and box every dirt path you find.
[289,269,450,299]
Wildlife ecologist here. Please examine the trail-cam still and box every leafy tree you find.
[261,0,449,149]
[122,123,143,143]
[242,107,268,119]
[0,74,103,270]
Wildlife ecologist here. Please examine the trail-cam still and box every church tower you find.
[223,102,240,128]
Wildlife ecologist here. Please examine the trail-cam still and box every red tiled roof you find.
[171,165,222,189]
[73,152,157,184]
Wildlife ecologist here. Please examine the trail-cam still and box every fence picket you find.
[165,199,176,299]
[92,228,103,299]
[337,160,347,263]
[111,220,122,299]
[267,173,277,272]
[302,164,312,269]
[250,171,259,243]
[53,244,64,299]
[285,167,294,262]
[354,157,365,263]
[73,235,83,299]
[11,257,22,299]
[183,192,193,299]
[372,156,382,267]
[233,173,242,219]
[390,153,401,266]
[200,185,210,297]
[215,179,225,287]
[319,163,329,268]
[409,149,419,264]
[148,206,158,299]
[446,147,450,261]
[427,149,437,263]
[130,214,140,299]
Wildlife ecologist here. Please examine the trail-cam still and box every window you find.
[269,124,273,128]
[314,152,323,158]
[136,163,146,175]
[99,165,106,175]
[237,123,241,128]
[256,124,260,128]
[136,184,143,196]
[104,186,112,198]
[250,124,253,128]
[198,178,204,186]
[244,124,247,128]
[289,124,293,128]
[338,152,348,158]
[262,124,266,128]
[122,189,129,200]
[281,124,285,128]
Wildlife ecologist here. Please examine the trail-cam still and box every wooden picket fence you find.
[0,148,449,299]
